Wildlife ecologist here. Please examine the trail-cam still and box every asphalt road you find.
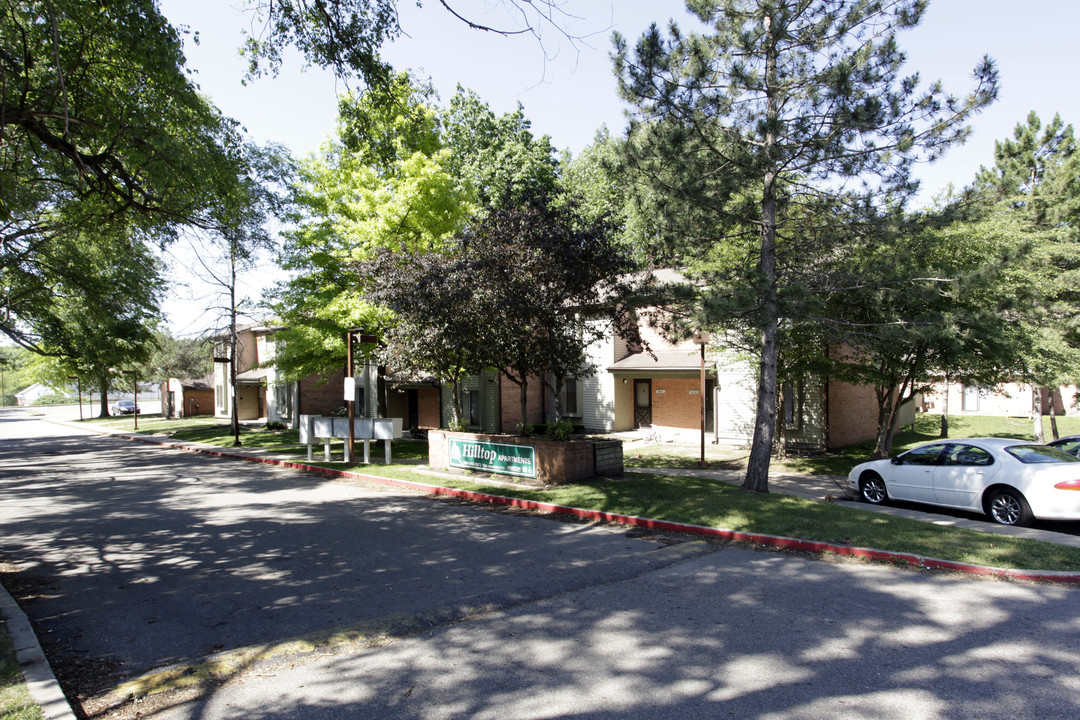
[2,409,1080,719]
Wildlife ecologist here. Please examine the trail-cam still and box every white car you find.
[847,437,1080,526]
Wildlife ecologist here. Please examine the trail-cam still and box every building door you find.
[406,389,419,430]
[634,380,652,428]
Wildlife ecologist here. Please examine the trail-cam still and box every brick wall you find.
[499,375,545,431]
[299,368,347,417]
[652,378,703,429]
[182,388,214,417]
[828,379,880,448]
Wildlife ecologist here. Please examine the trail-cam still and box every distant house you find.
[924,380,1079,418]
[14,382,66,407]
[160,379,214,418]
[211,324,364,425]
[430,298,894,450]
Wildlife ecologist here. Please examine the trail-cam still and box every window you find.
[466,389,480,426]
[782,381,801,429]
[1007,445,1080,464]
[898,443,947,466]
[561,378,581,417]
[943,444,994,467]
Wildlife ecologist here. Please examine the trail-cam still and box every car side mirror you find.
[890,456,902,465]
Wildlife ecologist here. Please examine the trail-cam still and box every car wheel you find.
[859,473,888,504]
[986,488,1034,527]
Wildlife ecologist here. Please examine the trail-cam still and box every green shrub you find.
[265,421,287,431]
[448,419,469,432]
[31,393,72,406]
[515,422,535,437]
[546,419,575,441]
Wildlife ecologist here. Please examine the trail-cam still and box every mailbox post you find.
[345,328,378,464]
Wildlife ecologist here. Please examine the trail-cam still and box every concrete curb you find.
[91,423,1080,586]
[0,584,78,720]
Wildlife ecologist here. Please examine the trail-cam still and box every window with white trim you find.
[782,381,801,429]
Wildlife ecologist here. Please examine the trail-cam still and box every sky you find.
[156,0,1080,335]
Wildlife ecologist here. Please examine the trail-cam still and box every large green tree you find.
[968,112,1080,441]
[804,206,1032,457]
[361,195,643,429]
[0,0,263,354]
[270,74,474,386]
[442,87,559,212]
[29,223,164,417]
[613,0,997,491]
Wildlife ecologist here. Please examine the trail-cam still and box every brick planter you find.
[427,430,623,485]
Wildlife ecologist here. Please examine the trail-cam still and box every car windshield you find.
[1006,445,1080,464]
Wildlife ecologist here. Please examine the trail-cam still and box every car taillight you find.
[1054,479,1080,490]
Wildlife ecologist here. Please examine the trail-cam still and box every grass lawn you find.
[78,413,1080,573]
[627,413,1080,477]
[0,614,42,720]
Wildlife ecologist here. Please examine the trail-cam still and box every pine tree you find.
[614,0,997,491]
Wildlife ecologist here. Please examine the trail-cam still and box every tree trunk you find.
[939,375,950,438]
[1032,386,1044,443]
[448,378,463,426]
[519,377,529,434]
[872,387,895,459]
[229,253,242,447]
[742,24,779,494]
[97,375,110,418]
[1049,388,1060,440]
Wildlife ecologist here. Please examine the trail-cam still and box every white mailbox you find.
[298,414,402,464]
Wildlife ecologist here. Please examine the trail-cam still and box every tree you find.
[0,346,33,406]
[145,332,213,382]
[269,74,474,390]
[358,249,493,426]
[442,87,559,212]
[29,223,164,417]
[363,195,642,431]
[968,112,1080,441]
[805,206,1033,457]
[613,0,997,491]
[1,1,264,354]
[196,141,293,446]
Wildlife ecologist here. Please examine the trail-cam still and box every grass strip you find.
[302,463,1080,573]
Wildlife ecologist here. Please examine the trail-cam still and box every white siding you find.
[713,349,757,445]
[581,319,618,432]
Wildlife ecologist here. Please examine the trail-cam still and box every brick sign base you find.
[427,430,623,485]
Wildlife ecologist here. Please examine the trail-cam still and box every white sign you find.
[343,376,356,401]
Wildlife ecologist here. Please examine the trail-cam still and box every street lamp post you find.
[692,331,711,468]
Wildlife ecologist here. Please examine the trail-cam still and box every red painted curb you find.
[105,429,1080,586]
